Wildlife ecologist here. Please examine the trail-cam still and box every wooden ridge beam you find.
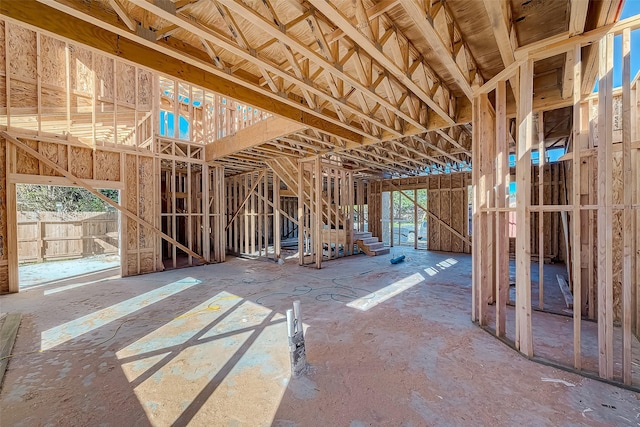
[2,132,208,265]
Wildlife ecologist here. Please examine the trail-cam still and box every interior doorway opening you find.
[16,184,121,290]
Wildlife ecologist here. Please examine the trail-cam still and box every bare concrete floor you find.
[1,248,639,426]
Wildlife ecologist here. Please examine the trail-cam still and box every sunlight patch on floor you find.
[40,277,201,350]
[43,274,120,295]
[347,272,425,311]
[117,294,291,426]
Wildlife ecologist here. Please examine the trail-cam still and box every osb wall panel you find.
[70,146,93,179]
[40,141,68,177]
[70,44,93,95]
[612,152,624,323]
[95,151,120,181]
[125,154,138,255]
[41,35,66,88]
[8,23,36,80]
[41,86,66,112]
[123,153,157,276]
[428,190,440,251]
[15,139,39,174]
[10,80,37,110]
[138,69,153,109]
[451,189,464,253]
[96,56,114,99]
[8,23,36,111]
[0,20,6,74]
[0,21,5,117]
[116,61,136,104]
[140,251,155,272]
[138,156,154,250]
[0,76,6,116]
[441,188,452,251]
[0,138,8,294]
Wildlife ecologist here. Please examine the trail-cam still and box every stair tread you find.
[359,237,379,244]
[354,233,373,239]
[365,242,384,250]
[371,248,390,255]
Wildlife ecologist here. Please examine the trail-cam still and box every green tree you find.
[17,185,119,212]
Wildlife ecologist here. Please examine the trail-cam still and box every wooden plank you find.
[471,92,479,323]
[481,0,519,101]
[560,211,571,283]
[3,132,206,265]
[597,34,614,380]
[572,43,582,371]
[538,113,545,310]
[0,313,21,387]
[205,116,307,160]
[495,79,508,337]
[515,59,534,357]
[298,161,304,265]
[621,28,632,385]
[274,173,281,260]
[561,0,588,99]
[314,156,322,269]
[250,173,255,255]
[5,142,18,293]
[556,274,574,309]
[568,0,589,36]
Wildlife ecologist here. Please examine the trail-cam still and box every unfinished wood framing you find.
[297,158,355,268]
[0,0,638,394]
[471,17,640,388]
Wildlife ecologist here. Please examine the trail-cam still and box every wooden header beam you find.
[205,117,308,161]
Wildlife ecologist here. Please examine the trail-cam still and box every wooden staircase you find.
[354,231,389,256]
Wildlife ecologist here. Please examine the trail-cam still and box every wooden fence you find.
[17,212,119,263]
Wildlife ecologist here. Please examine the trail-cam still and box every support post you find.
[495,80,509,337]
[597,34,614,380]
[621,28,632,385]
[515,59,534,357]
[572,43,582,371]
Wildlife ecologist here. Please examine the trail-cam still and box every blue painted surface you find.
[390,255,406,264]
